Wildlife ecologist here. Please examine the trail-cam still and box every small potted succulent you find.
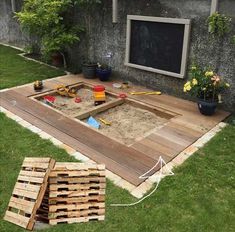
[96,63,112,81]
[184,65,230,116]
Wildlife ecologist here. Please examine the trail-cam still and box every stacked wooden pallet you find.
[4,157,55,230]
[37,162,106,225]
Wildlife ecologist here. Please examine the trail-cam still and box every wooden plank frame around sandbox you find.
[0,74,230,186]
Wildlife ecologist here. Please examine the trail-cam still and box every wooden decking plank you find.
[131,142,168,161]
[154,125,195,147]
[139,138,179,158]
[0,94,147,186]
[1,91,156,172]
[146,133,185,152]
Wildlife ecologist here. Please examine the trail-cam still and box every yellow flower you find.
[185,84,191,91]
[184,81,190,87]
[192,78,198,86]
[183,81,191,92]
[205,71,214,77]
[202,87,206,91]
[191,66,197,70]
[225,83,230,87]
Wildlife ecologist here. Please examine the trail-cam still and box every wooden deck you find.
[0,74,230,186]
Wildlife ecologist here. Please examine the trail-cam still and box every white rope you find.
[110,156,174,207]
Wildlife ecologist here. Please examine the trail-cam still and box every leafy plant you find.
[208,12,232,37]
[15,0,84,67]
[184,65,230,102]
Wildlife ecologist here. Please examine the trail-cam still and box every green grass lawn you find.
[0,45,234,232]
[0,44,64,89]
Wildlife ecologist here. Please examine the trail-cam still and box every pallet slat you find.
[48,208,105,219]
[49,195,105,204]
[4,157,55,230]
[22,161,50,169]
[49,189,105,198]
[4,211,30,228]
[49,176,106,184]
[20,170,46,178]
[37,162,106,226]
[49,215,105,225]
[49,170,106,178]
[14,182,41,192]
[17,175,44,184]
[53,163,105,171]
[49,202,105,212]
[49,183,106,191]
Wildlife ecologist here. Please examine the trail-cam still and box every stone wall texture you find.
[0,0,234,112]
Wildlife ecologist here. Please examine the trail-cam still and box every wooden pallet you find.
[37,162,106,225]
[4,157,55,230]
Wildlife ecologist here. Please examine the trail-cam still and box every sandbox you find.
[33,83,172,146]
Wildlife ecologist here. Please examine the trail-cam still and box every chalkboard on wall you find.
[125,16,191,78]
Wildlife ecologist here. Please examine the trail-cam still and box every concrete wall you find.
[0,0,28,47]
[0,0,234,111]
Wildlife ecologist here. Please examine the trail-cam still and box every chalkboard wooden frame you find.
[125,15,191,79]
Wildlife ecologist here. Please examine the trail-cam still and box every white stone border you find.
[0,104,227,198]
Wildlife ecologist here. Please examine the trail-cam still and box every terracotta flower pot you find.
[51,52,63,67]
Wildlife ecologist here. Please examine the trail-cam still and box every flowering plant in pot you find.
[96,63,112,81]
[184,65,230,115]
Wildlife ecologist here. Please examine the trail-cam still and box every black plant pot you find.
[197,100,217,116]
[96,67,112,81]
[82,63,97,79]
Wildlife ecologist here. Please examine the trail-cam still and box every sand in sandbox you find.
[87,104,168,146]
[41,88,114,117]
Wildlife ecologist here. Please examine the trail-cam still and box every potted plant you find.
[82,60,98,79]
[15,0,81,68]
[184,65,230,116]
[96,63,112,81]
[208,12,232,37]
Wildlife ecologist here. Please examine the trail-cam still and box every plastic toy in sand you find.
[118,93,127,99]
[55,85,78,98]
[93,85,106,106]
[99,118,111,126]
[43,95,56,103]
[87,116,100,129]
[75,97,82,103]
